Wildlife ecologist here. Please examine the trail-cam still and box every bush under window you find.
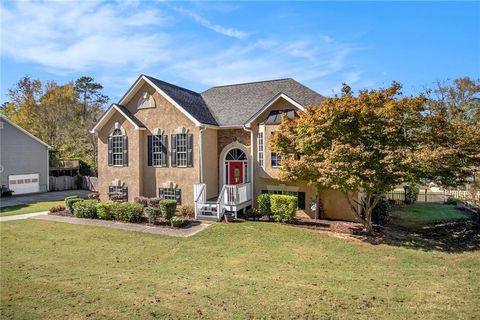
[97,202,119,220]
[270,194,296,223]
[180,204,194,217]
[72,200,98,219]
[257,193,271,217]
[115,203,144,223]
[159,200,177,220]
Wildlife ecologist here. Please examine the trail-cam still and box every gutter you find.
[198,125,205,183]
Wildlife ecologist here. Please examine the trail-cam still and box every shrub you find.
[74,174,83,189]
[148,197,161,207]
[159,200,177,220]
[257,193,271,217]
[371,197,391,226]
[87,192,100,200]
[65,195,79,201]
[446,196,458,205]
[65,197,82,212]
[180,204,194,217]
[97,202,119,220]
[115,202,144,223]
[270,194,296,223]
[171,215,184,227]
[404,185,419,204]
[144,206,161,224]
[49,205,66,213]
[72,200,98,218]
[134,196,150,207]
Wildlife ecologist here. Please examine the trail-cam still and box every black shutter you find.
[109,186,113,193]
[175,188,182,205]
[171,134,177,167]
[187,134,193,167]
[108,137,113,166]
[123,135,128,166]
[298,192,306,210]
[162,135,168,167]
[159,188,165,199]
[123,187,128,202]
[261,190,268,194]
[147,135,153,166]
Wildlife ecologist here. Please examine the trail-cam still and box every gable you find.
[90,104,146,133]
[0,116,50,148]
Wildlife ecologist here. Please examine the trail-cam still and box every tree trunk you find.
[364,206,373,234]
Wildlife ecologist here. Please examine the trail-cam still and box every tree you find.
[419,77,480,188]
[271,83,426,233]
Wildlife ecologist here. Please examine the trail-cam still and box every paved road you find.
[0,211,48,222]
[0,190,90,207]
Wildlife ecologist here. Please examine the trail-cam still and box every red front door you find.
[228,161,243,185]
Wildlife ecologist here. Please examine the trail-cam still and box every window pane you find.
[152,135,163,166]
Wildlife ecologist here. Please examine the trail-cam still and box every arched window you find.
[108,127,128,166]
[225,148,247,160]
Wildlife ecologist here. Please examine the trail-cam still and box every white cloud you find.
[172,6,247,39]
[1,0,170,72]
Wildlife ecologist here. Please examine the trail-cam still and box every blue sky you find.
[1,1,479,104]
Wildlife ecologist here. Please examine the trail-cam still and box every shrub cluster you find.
[270,194,297,223]
[404,185,419,204]
[159,200,177,220]
[257,193,271,217]
[49,205,66,213]
[446,196,458,205]
[97,202,119,220]
[72,200,98,219]
[115,202,144,223]
[144,206,161,224]
[134,196,162,207]
[134,196,150,207]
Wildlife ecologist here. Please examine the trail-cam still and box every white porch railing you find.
[194,182,252,220]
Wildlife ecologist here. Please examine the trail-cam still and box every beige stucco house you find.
[91,75,357,221]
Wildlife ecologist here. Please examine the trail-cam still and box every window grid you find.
[163,188,176,200]
[271,152,282,168]
[257,132,264,167]
[112,129,123,166]
[152,135,163,166]
[176,134,187,167]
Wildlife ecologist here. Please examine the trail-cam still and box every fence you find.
[49,176,97,192]
[386,189,480,204]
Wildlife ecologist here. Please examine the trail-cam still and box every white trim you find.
[0,116,51,149]
[218,141,250,190]
[90,104,145,133]
[244,93,305,127]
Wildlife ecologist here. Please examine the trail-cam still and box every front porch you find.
[194,182,252,221]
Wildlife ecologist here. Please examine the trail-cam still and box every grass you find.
[0,200,64,217]
[390,203,470,230]
[1,220,479,319]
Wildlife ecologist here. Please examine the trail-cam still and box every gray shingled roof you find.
[144,75,218,125]
[144,76,324,127]
[115,104,146,128]
[201,78,324,126]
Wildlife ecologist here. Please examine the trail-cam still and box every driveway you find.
[0,190,90,207]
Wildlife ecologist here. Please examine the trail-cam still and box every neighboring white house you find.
[0,115,50,195]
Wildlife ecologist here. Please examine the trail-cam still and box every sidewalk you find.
[0,211,48,222]
[32,214,212,237]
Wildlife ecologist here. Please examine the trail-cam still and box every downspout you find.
[243,124,255,203]
[198,125,205,183]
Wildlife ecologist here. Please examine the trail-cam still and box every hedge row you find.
[247,193,297,223]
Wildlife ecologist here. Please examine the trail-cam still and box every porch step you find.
[197,214,219,222]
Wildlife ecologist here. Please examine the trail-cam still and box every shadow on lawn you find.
[356,218,480,253]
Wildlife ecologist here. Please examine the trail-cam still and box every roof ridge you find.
[143,74,201,96]
[204,78,294,91]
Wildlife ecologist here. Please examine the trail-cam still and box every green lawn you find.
[1,220,479,319]
[0,200,64,217]
[390,203,470,230]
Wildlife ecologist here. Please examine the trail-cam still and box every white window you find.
[257,132,264,167]
[112,129,124,166]
[163,188,176,200]
[152,135,163,166]
[271,152,282,168]
[176,133,187,167]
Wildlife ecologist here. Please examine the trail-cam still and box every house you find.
[0,115,50,195]
[91,75,358,221]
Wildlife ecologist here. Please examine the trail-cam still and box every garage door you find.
[9,174,40,195]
